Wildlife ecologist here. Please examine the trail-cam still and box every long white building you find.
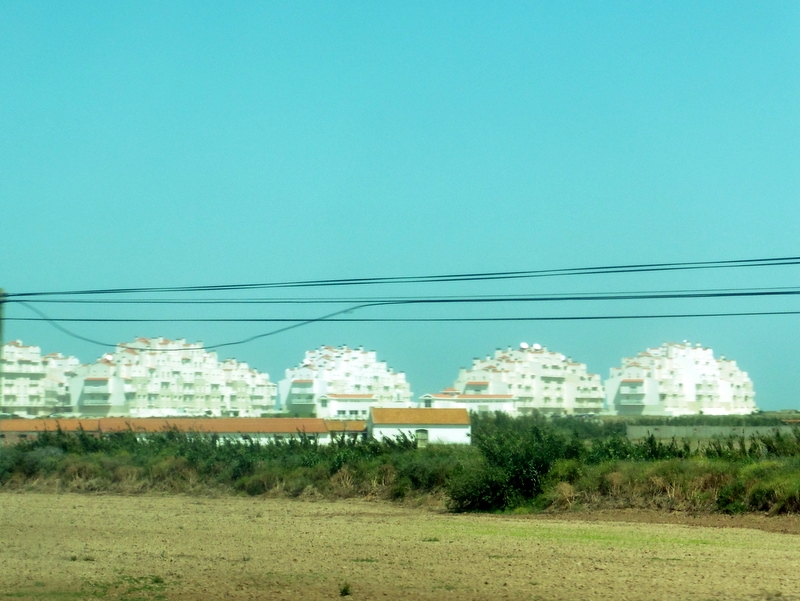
[420,343,605,416]
[605,341,757,416]
[0,341,80,417]
[69,337,277,417]
[278,345,412,418]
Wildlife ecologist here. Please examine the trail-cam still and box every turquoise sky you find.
[2,2,799,409]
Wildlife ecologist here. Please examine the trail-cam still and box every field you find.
[2,494,800,601]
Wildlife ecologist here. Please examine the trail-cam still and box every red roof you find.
[370,408,470,426]
[622,379,644,383]
[466,381,489,386]
[0,418,330,435]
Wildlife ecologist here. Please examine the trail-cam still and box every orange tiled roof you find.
[0,418,330,435]
[370,408,470,426]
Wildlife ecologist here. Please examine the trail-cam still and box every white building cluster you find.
[420,343,604,416]
[1,337,760,419]
[278,345,412,418]
[605,341,756,416]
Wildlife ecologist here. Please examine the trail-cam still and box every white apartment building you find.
[69,337,277,418]
[278,345,412,418]
[605,341,757,416]
[420,343,604,416]
[0,341,80,417]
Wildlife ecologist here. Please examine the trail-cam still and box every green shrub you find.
[446,463,510,512]
[547,458,585,485]
[0,447,22,482]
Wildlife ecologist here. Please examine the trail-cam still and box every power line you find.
[12,285,800,305]
[9,311,800,323]
[9,294,800,351]
[4,255,800,298]
[5,256,798,352]
[6,287,800,309]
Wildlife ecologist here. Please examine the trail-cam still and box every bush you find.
[447,462,510,512]
[0,447,22,483]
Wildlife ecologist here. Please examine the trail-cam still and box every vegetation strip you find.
[2,413,800,514]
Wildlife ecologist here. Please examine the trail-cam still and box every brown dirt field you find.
[1,493,799,601]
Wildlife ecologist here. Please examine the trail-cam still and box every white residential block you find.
[421,343,604,416]
[279,345,412,417]
[69,337,276,417]
[605,342,757,416]
[0,340,79,417]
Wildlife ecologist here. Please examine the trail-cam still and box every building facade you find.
[605,341,757,416]
[278,345,412,417]
[0,341,79,417]
[421,343,604,416]
[369,408,471,445]
[69,337,277,417]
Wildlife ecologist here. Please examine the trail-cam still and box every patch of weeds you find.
[242,555,252,562]
[421,537,439,542]
[83,575,167,600]
[433,584,456,591]
[82,556,95,562]
[339,582,351,597]
[352,558,378,563]
[69,555,78,562]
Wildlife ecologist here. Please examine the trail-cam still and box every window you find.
[415,429,429,448]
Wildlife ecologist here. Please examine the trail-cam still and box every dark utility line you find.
[4,255,800,298]
[12,285,800,305]
[5,287,800,313]
[9,311,800,323]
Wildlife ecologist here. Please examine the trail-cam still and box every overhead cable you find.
[4,255,800,298]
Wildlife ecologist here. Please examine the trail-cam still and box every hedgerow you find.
[2,415,800,514]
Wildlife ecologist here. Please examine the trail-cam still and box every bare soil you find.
[1,492,799,601]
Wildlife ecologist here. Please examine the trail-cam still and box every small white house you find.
[368,408,471,445]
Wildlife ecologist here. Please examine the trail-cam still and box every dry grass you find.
[2,492,800,600]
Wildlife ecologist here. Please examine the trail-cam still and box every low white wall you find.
[371,424,470,444]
